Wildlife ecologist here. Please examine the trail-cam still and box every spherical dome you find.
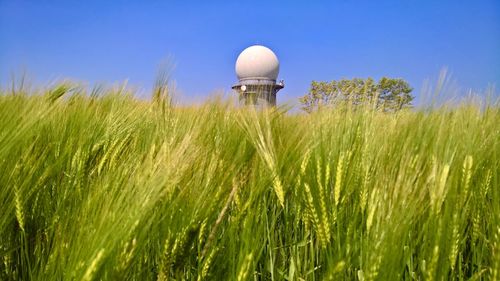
[235,45,280,81]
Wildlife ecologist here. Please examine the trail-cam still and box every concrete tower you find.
[232,45,284,107]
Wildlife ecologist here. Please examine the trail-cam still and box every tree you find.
[299,77,414,113]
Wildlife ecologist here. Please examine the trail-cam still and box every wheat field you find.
[0,83,499,280]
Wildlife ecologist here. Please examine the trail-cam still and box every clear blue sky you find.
[1,0,499,105]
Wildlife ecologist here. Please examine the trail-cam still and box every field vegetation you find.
[0,81,499,280]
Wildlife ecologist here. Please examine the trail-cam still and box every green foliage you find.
[299,77,414,112]
[0,84,498,280]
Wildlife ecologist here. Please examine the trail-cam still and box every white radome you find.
[235,45,280,81]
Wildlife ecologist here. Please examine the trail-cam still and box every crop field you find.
[0,84,499,280]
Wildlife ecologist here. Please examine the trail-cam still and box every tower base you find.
[232,79,284,107]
